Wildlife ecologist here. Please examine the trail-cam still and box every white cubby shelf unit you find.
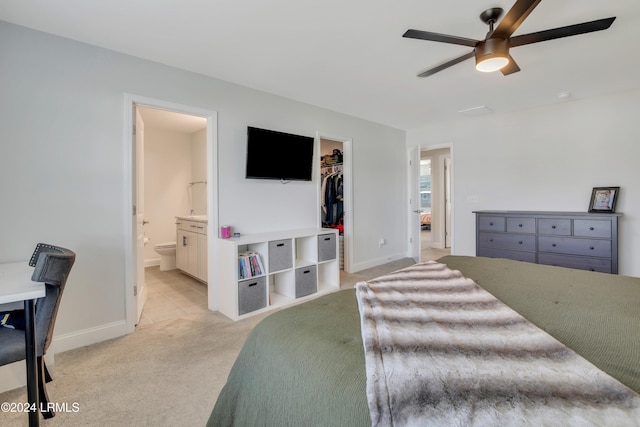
[215,228,340,320]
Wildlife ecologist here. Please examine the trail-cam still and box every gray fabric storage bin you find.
[238,276,267,315]
[318,233,336,262]
[295,265,317,298]
[268,239,292,272]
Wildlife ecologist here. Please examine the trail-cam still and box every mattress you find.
[208,256,640,426]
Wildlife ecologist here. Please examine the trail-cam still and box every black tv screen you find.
[245,126,315,181]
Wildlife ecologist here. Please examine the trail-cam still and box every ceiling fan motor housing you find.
[475,38,510,72]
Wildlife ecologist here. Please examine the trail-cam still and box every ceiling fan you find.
[403,0,616,77]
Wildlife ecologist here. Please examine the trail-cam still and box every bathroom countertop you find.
[176,215,208,223]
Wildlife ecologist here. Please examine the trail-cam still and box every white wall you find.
[0,21,406,351]
[190,128,207,215]
[143,128,193,263]
[407,90,640,277]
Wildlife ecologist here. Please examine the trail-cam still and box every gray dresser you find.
[474,211,621,274]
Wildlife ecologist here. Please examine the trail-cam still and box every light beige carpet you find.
[0,258,415,427]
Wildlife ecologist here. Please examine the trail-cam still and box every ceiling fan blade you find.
[501,55,521,75]
[417,51,475,77]
[491,0,542,39]
[510,17,616,47]
[403,29,478,47]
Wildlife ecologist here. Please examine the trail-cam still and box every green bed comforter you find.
[208,256,640,426]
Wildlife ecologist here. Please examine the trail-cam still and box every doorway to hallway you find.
[419,147,451,261]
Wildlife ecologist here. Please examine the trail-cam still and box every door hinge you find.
[133,205,137,216]
[133,124,137,136]
[133,285,138,296]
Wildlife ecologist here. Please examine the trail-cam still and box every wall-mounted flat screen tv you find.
[245,126,315,181]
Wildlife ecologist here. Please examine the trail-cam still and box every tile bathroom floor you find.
[136,266,209,328]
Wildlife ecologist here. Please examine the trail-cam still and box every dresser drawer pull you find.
[590,246,595,250]
[589,227,595,231]
[489,222,494,226]
[489,238,494,242]
[551,225,556,229]
[552,243,557,247]
[518,224,523,227]
[518,241,523,244]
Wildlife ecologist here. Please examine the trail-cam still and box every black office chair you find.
[0,243,75,419]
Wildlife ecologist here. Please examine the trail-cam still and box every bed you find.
[208,256,640,426]
[420,211,432,230]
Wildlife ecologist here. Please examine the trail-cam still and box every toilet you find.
[154,241,176,271]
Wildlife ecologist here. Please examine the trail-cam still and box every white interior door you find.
[444,156,452,248]
[134,107,146,323]
[408,146,421,261]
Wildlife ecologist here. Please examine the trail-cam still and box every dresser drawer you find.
[478,247,537,263]
[538,237,611,258]
[506,217,536,234]
[573,219,611,238]
[538,254,612,273]
[478,232,536,251]
[477,216,506,232]
[538,219,571,235]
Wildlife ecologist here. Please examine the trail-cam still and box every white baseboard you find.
[0,361,26,393]
[52,320,128,354]
[145,258,160,268]
[0,354,54,394]
[350,252,406,273]
[0,320,128,393]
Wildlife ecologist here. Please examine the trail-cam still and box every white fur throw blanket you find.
[355,261,640,426]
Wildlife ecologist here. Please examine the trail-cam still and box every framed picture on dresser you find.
[588,186,619,213]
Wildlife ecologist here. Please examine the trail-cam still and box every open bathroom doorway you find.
[125,94,218,333]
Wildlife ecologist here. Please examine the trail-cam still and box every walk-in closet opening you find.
[319,136,351,272]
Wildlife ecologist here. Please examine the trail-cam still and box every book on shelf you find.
[238,251,265,279]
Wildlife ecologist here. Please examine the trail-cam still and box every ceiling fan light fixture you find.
[476,56,509,72]
[475,38,509,72]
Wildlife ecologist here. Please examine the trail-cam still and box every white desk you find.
[0,262,46,427]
